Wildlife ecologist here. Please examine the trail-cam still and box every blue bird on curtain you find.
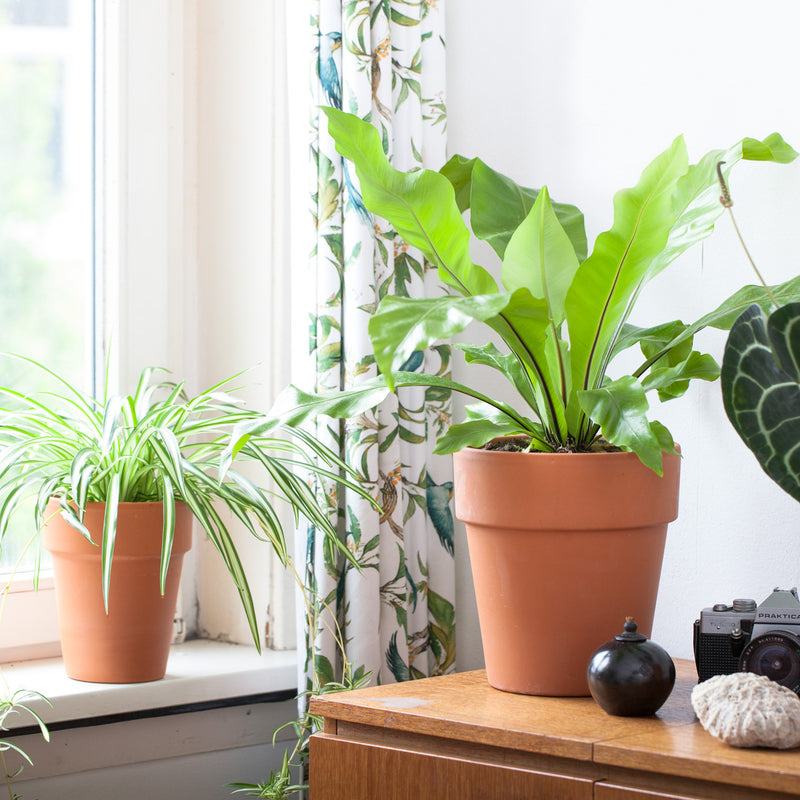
[426,471,454,555]
[318,30,370,224]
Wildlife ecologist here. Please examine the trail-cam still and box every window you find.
[0,0,93,659]
[1,1,295,660]
[0,1,93,576]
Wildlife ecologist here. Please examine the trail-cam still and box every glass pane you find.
[0,0,93,576]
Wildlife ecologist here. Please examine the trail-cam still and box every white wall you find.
[446,0,800,664]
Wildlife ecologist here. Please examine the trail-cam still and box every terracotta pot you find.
[43,500,193,683]
[453,448,681,696]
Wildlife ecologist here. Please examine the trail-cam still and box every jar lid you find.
[615,616,647,643]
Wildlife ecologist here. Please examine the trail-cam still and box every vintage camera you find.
[693,587,800,693]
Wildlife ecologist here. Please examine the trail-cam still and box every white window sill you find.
[2,639,298,731]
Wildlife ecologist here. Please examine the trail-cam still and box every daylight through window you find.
[0,0,94,575]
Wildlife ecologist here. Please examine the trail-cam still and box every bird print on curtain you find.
[302,0,455,694]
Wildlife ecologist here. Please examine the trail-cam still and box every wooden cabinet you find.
[594,786,707,800]
[310,660,800,800]
[312,735,593,799]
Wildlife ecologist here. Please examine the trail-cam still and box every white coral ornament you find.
[691,672,800,749]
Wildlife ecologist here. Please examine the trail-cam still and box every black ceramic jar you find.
[586,617,676,716]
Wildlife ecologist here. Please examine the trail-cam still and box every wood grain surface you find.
[310,659,800,799]
[309,660,696,761]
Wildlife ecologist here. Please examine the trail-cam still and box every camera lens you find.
[740,632,800,693]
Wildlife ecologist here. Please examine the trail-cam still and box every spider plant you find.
[0,687,50,796]
[0,355,366,648]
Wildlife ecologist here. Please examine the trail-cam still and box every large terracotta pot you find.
[453,448,681,696]
[43,500,193,683]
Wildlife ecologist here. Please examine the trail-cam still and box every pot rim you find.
[454,443,682,460]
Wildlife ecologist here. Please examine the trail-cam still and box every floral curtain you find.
[302,0,454,692]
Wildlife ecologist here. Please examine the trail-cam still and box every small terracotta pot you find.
[454,448,681,696]
[43,500,193,683]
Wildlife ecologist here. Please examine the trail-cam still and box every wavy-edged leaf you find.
[457,342,539,412]
[566,134,797,449]
[440,156,587,261]
[577,376,670,474]
[614,319,691,361]
[489,287,565,434]
[647,133,797,283]
[323,107,496,296]
[632,276,800,379]
[369,292,513,387]
[502,186,580,325]
[433,402,545,454]
[722,303,800,503]
[641,350,720,401]
[260,371,537,447]
[566,136,689,423]
[268,378,393,428]
[699,276,800,332]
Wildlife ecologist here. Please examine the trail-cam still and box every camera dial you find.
[740,631,800,694]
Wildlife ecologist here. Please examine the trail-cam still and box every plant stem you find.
[725,206,778,307]
[717,160,778,307]
[1,750,14,800]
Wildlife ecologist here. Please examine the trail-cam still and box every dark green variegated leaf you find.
[722,303,800,503]
[368,292,513,387]
[577,376,667,474]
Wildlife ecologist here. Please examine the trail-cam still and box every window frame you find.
[1,0,297,662]
[2,0,191,660]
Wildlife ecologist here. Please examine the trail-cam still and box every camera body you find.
[693,588,800,693]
